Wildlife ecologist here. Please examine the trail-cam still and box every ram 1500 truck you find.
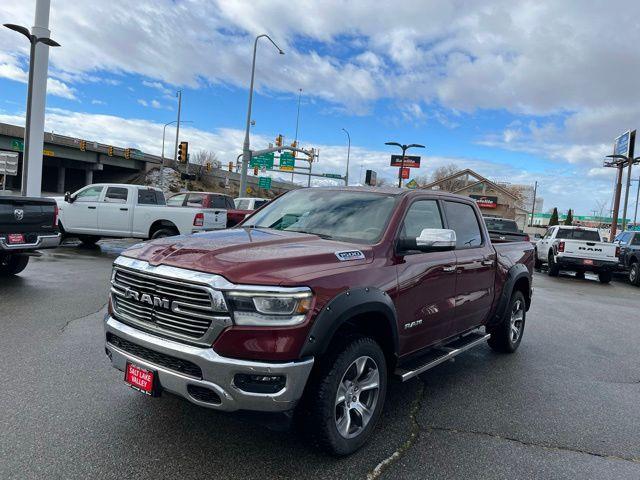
[54,184,226,246]
[104,187,534,455]
[1,196,60,275]
[535,225,618,282]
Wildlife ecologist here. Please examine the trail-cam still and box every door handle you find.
[482,259,494,266]
[87,206,96,210]
[120,208,128,211]
[442,265,456,272]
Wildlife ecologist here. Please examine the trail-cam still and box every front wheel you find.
[629,263,640,286]
[598,271,612,284]
[300,336,387,456]
[488,290,526,353]
[534,250,542,270]
[0,254,29,276]
[547,253,560,277]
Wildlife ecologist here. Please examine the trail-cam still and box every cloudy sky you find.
[1,0,639,214]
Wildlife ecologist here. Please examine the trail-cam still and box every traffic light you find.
[308,148,315,162]
[275,134,283,147]
[79,140,86,151]
[178,141,188,163]
[205,162,212,172]
[253,165,259,175]
[124,148,131,159]
[228,161,233,172]
[107,146,113,156]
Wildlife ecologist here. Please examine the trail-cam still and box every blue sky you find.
[2,0,640,215]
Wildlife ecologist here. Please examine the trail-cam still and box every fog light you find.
[234,374,286,394]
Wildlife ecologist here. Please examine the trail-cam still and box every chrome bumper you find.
[104,315,314,412]
[0,233,61,251]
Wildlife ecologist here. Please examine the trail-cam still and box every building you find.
[422,168,531,229]
[0,122,161,194]
[530,212,631,228]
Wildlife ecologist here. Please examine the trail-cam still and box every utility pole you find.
[530,181,538,227]
[342,128,351,186]
[173,90,182,163]
[632,177,640,226]
[292,88,302,183]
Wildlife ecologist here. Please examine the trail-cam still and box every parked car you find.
[614,230,640,286]
[166,191,261,227]
[535,225,619,282]
[234,197,269,211]
[103,186,534,455]
[1,195,60,275]
[55,184,226,246]
[483,217,530,243]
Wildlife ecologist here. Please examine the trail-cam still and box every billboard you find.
[606,130,636,166]
[400,167,410,179]
[470,194,498,209]
[390,155,421,168]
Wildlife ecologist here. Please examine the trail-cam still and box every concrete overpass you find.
[0,122,161,194]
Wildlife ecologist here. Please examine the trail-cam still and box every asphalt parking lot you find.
[1,240,639,479]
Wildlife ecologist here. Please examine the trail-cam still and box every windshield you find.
[242,189,398,244]
[484,218,519,232]
[556,228,601,241]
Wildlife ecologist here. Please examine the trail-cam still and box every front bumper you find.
[104,315,314,412]
[556,256,618,271]
[0,233,61,252]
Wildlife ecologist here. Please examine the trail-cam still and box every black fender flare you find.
[299,287,399,359]
[488,264,531,327]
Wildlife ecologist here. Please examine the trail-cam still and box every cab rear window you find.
[556,228,601,241]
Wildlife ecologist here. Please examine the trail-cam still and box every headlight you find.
[225,290,313,326]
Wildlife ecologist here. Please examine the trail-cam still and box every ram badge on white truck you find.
[535,225,619,283]
[55,184,226,245]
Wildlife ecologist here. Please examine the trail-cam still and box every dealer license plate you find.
[124,362,156,395]
[583,259,594,265]
[7,233,25,244]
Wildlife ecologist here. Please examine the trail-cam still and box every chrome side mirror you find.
[416,228,457,251]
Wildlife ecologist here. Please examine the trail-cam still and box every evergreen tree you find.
[549,207,559,226]
[564,209,573,225]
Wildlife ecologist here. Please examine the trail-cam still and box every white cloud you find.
[91,99,106,105]
[137,99,148,107]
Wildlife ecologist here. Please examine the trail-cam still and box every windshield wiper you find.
[287,229,335,240]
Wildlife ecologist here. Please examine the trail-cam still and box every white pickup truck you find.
[54,184,226,245]
[535,225,619,283]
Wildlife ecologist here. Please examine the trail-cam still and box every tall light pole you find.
[240,34,284,195]
[342,128,351,186]
[385,142,425,188]
[632,177,640,226]
[4,14,60,196]
[605,154,640,236]
[292,88,302,183]
[161,119,192,188]
[173,90,182,162]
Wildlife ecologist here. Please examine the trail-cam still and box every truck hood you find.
[121,227,373,285]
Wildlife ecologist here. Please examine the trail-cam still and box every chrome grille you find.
[111,266,229,342]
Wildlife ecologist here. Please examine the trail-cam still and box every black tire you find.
[629,263,640,286]
[150,228,179,240]
[487,290,526,354]
[547,253,559,277]
[598,271,612,284]
[0,255,29,276]
[534,250,542,270]
[575,271,585,279]
[77,235,100,246]
[299,336,388,456]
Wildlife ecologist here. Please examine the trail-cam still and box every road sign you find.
[405,178,418,189]
[401,167,410,179]
[250,152,274,169]
[390,155,421,168]
[11,139,24,152]
[0,152,19,176]
[322,173,342,179]
[258,176,272,189]
[279,152,295,171]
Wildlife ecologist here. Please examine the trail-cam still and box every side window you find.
[444,201,483,249]
[186,193,205,207]
[632,234,640,246]
[236,199,250,210]
[209,196,228,209]
[103,187,128,204]
[254,199,268,209]
[166,193,187,206]
[138,189,159,205]
[401,200,443,241]
[74,186,103,202]
[225,197,235,209]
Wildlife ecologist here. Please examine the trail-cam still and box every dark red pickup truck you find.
[104,187,533,455]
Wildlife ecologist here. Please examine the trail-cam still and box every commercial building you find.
[0,122,161,194]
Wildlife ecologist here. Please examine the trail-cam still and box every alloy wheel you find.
[510,299,525,343]
[335,356,380,439]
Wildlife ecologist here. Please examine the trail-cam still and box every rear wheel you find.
[574,271,585,279]
[598,271,612,284]
[0,254,29,276]
[299,336,387,456]
[150,227,179,239]
[629,263,640,286]
[547,253,559,277]
[77,235,100,246]
[534,250,542,270]
[488,290,526,353]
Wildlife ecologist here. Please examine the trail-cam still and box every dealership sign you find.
[390,155,421,168]
[470,194,498,209]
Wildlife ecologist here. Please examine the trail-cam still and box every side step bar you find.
[395,332,491,382]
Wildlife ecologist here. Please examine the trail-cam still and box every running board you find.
[395,332,491,382]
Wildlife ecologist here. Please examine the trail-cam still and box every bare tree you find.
[190,150,221,179]
[429,164,464,191]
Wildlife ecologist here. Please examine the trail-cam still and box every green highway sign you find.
[250,152,274,169]
[11,139,24,152]
[322,173,342,179]
[258,176,272,189]
[279,152,295,171]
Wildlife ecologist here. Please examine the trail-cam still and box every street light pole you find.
[240,34,284,196]
[632,177,640,226]
[173,90,182,162]
[342,128,351,186]
[4,17,60,196]
[385,141,425,188]
[161,119,192,188]
[292,88,302,183]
